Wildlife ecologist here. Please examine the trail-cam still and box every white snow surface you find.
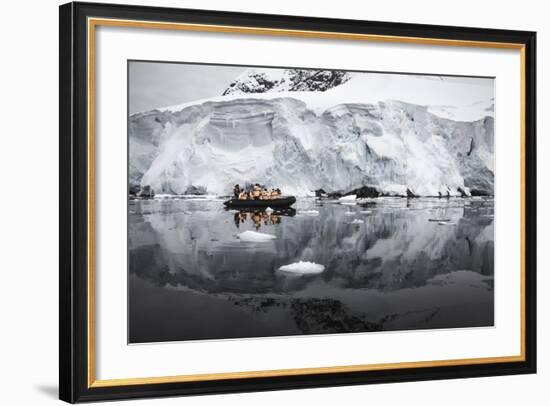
[278,261,325,274]
[130,72,494,197]
[159,72,494,122]
[237,230,276,242]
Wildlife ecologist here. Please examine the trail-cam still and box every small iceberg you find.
[338,194,357,202]
[350,219,364,225]
[360,210,372,214]
[300,210,319,216]
[265,207,274,213]
[237,230,276,242]
[278,261,325,274]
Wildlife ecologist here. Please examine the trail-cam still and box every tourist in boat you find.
[252,184,262,200]
[238,191,247,200]
[233,184,241,198]
[271,188,281,198]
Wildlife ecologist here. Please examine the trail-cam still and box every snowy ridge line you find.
[132,70,493,122]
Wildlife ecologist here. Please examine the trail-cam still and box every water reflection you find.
[128,197,494,343]
[230,208,295,230]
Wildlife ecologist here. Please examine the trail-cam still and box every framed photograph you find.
[59,1,536,403]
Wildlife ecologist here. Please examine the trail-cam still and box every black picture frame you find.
[60,1,537,403]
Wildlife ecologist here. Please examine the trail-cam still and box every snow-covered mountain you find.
[129,71,494,197]
[222,68,353,95]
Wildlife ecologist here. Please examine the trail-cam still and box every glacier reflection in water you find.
[128,196,494,343]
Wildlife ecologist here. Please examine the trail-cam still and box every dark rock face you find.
[129,184,141,196]
[315,188,327,198]
[289,298,381,334]
[184,185,207,195]
[223,69,353,96]
[350,185,380,198]
[470,189,491,196]
[137,185,154,199]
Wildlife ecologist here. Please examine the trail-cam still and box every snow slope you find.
[129,71,494,197]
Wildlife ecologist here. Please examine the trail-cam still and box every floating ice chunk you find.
[237,230,276,242]
[278,261,325,274]
[438,221,457,226]
[265,207,274,213]
[345,211,355,215]
[357,198,376,204]
[300,210,319,216]
[338,194,357,202]
[350,219,364,224]
[360,210,372,214]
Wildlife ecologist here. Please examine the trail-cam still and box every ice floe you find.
[237,230,276,242]
[278,261,325,274]
[338,195,357,202]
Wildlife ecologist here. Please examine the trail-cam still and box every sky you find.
[129,61,245,114]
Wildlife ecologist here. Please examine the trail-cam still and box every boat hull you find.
[223,196,296,209]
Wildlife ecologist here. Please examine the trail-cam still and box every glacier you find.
[129,73,494,197]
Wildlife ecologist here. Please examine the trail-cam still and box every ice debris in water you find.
[237,230,276,242]
[350,219,364,225]
[265,207,274,213]
[338,195,357,202]
[278,261,325,274]
[300,210,319,216]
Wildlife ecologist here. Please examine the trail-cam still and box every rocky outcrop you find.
[222,68,353,96]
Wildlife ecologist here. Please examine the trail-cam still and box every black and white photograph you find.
[128,61,495,343]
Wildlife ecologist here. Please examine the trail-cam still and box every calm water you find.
[128,196,494,343]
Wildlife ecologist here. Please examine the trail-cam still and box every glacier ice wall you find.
[129,97,494,197]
